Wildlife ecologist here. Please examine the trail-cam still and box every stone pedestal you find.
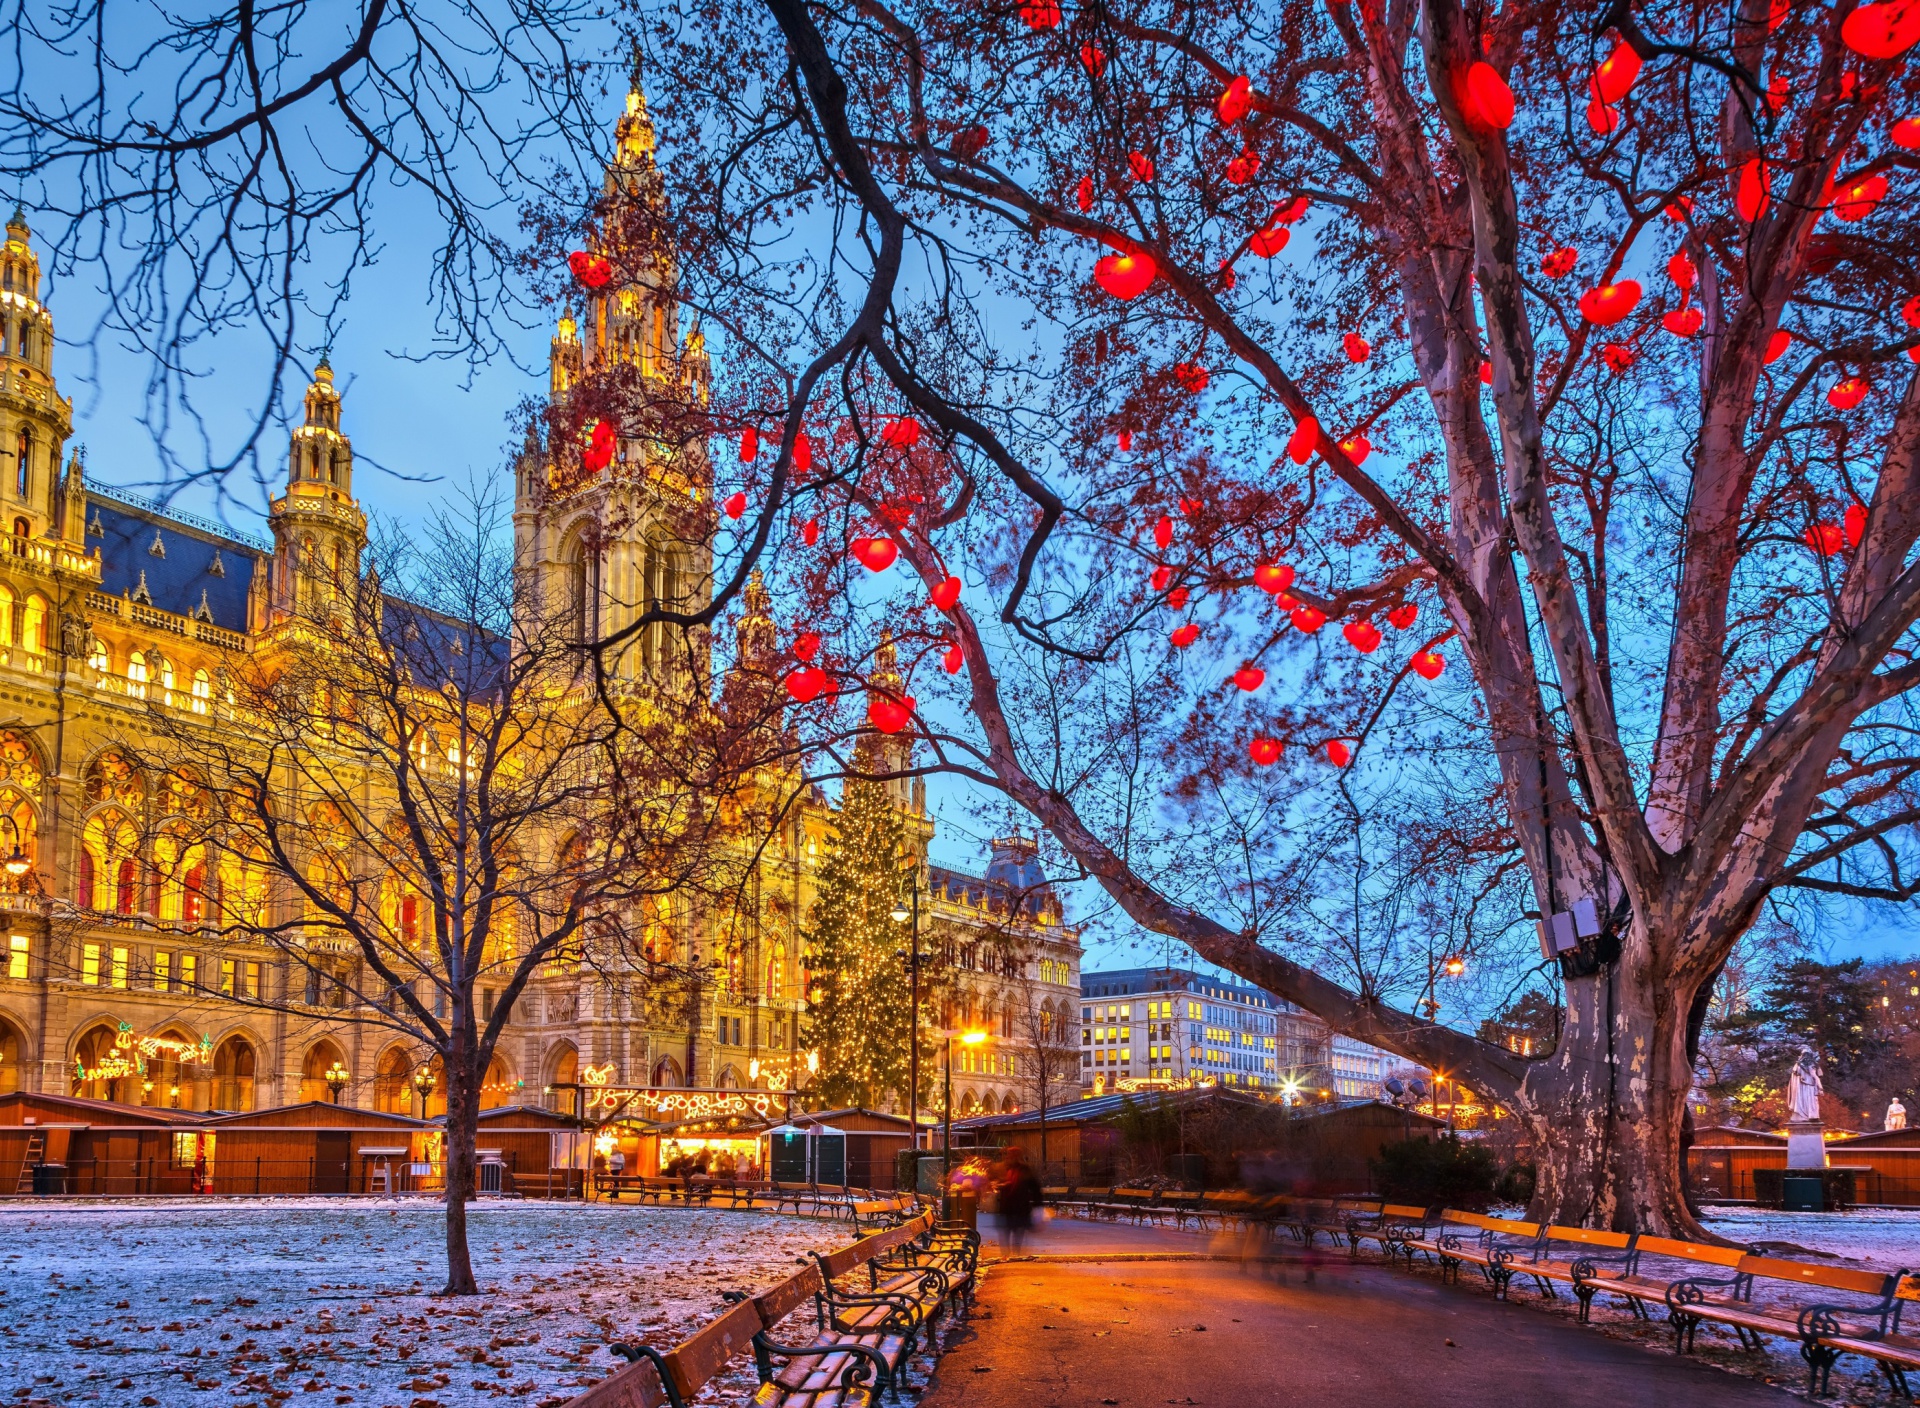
[1786,1119,1828,1170]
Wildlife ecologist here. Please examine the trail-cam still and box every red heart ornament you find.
[1232,666,1266,692]
[1254,563,1294,594]
[1387,603,1418,630]
[868,695,915,734]
[1410,651,1445,680]
[1579,281,1642,326]
[931,576,962,611]
[1291,606,1326,634]
[723,492,747,519]
[785,667,828,702]
[1094,251,1155,300]
[1343,620,1383,653]
[1248,737,1282,767]
[1170,624,1201,648]
[851,537,898,571]
[794,632,821,662]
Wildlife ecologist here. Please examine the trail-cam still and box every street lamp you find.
[891,870,925,1154]
[942,1028,987,1220]
[0,814,29,881]
[412,1063,437,1118]
[325,1060,351,1104]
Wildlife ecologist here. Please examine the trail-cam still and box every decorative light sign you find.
[576,1075,782,1124]
[75,1023,213,1083]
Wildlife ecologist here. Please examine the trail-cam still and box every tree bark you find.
[442,1033,481,1296]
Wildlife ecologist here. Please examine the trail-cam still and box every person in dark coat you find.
[996,1145,1042,1254]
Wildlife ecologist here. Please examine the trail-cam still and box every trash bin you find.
[1782,1175,1824,1212]
[31,1163,65,1195]
[946,1190,978,1230]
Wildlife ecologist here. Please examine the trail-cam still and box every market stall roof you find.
[0,1091,210,1127]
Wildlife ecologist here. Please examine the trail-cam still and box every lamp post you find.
[325,1060,351,1104]
[942,1029,987,1219]
[0,814,29,885]
[412,1063,437,1119]
[890,871,924,1152]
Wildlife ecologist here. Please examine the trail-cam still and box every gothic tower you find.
[514,75,714,690]
[268,357,366,622]
[0,209,73,539]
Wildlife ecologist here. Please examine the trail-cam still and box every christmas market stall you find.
[0,1091,209,1194]
[773,1108,916,1190]
[471,1103,591,1197]
[199,1102,435,1194]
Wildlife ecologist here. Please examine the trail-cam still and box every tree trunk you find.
[1514,945,1705,1237]
[442,1049,481,1296]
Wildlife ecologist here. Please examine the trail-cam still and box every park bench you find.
[1345,1203,1440,1262]
[745,1264,906,1405]
[1196,1189,1261,1231]
[1571,1234,1748,1322]
[1502,1226,1636,1314]
[1432,1211,1545,1297]
[1815,1274,1920,1400]
[1288,1197,1381,1248]
[1664,1253,1910,1395]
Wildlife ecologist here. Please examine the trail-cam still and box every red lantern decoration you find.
[1662,307,1704,337]
[851,536,898,571]
[1842,0,1920,60]
[1599,343,1635,375]
[794,431,812,473]
[1458,61,1516,130]
[1170,623,1201,648]
[794,631,821,662]
[1904,295,1920,328]
[1343,619,1382,653]
[1094,251,1156,300]
[739,427,759,463]
[1225,151,1262,185]
[1290,605,1326,634]
[1479,360,1494,386]
[1217,75,1253,125]
[583,420,616,473]
[1338,435,1372,465]
[1579,280,1642,325]
[1079,42,1106,77]
[723,491,747,519]
[882,416,923,448]
[1128,150,1156,183]
[1591,40,1643,105]
[1076,175,1094,211]
[1387,603,1418,630]
[1804,523,1847,556]
[1737,158,1771,222]
[868,694,915,734]
[1167,587,1190,610]
[1326,740,1351,767]
[1833,173,1889,222]
[1587,97,1622,136]
[1248,736,1282,767]
[1174,362,1210,394]
[1828,376,1870,410]
[1667,252,1697,291]
[943,643,965,674]
[1249,221,1291,258]
[1019,0,1061,30]
[954,126,990,161]
[1846,501,1869,548]
[1894,117,1920,149]
[785,667,829,702]
[1343,332,1371,363]
[1410,650,1445,680]
[1254,562,1294,594]
[1118,430,1135,451]
[931,576,962,611]
[800,518,820,547]
[1153,515,1174,550]
[1665,198,1694,222]
[1233,665,1266,692]
[1287,416,1320,465]
[1540,247,1578,279]
[568,251,613,289]
[1151,564,1174,591]
[1764,329,1792,364]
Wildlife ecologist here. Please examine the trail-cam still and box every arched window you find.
[213,1036,257,1111]
[87,636,109,681]
[216,846,270,930]
[21,593,46,662]
[156,655,175,708]
[72,1023,133,1103]
[651,1056,682,1088]
[766,941,787,1000]
[0,1017,22,1095]
[0,583,13,650]
[191,667,211,715]
[373,1047,413,1113]
[481,1054,514,1110]
[80,808,139,913]
[11,516,26,539]
[12,429,26,500]
[126,650,149,700]
[300,1040,347,1104]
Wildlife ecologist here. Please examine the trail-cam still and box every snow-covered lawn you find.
[0,1199,858,1408]
[1699,1205,1920,1273]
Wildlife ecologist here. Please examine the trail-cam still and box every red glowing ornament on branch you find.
[1019,0,1061,30]
[1579,280,1641,326]
[1079,42,1107,76]
[1170,623,1201,648]
[582,420,616,473]
[1540,247,1579,279]
[851,536,898,571]
[1128,150,1156,182]
[1326,740,1351,767]
[1847,501,1869,548]
[1254,562,1295,595]
[1764,329,1792,364]
[1343,332,1371,363]
[568,251,613,289]
[931,576,962,611]
[1587,98,1622,136]
[882,416,923,448]
[794,632,821,662]
[739,427,759,463]
[1828,376,1870,410]
[1076,175,1094,211]
[1662,307,1703,337]
[1232,666,1266,693]
[1225,151,1262,185]
[1479,360,1494,386]
[1387,603,1418,630]
[1094,251,1156,300]
[1153,515,1174,550]
[1667,252,1697,291]
[1599,344,1635,375]
[1343,619,1383,653]
[1287,417,1320,465]
[1737,158,1771,222]
[1842,0,1920,59]
[1248,737,1283,767]
[1151,564,1173,591]
[1249,221,1291,258]
[1217,75,1253,125]
[1833,173,1889,222]
[868,694,915,734]
[943,643,965,674]
[1804,523,1847,556]
[785,667,829,702]
[1173,362,1210,393]
[1411,650,1445,680]
[723,492,747,520]
[1290,605,1326,634]
[1895,118,1920,149]
[1591,40,1644,104]
[1458,62,1516,130]
[1167,587,1190,610]
[1338,435,1372,464]
[800,518,820,547]
[794,431,812,473]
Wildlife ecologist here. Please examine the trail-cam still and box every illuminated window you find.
[157,656,175,708]
[220,958,235,995]
[127,651,149,700]
[190,668,211,715]
[81,942,100,985]
[6,934,25,980]
[180,954,196,989]
[110,946,128,988]
[87,637,109,681]
[153,950,171,991]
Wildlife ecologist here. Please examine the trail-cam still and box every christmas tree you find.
[804,739,931,1112]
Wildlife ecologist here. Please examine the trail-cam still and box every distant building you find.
[1079,966,1310,1095]
[1329,1034,1390,1100]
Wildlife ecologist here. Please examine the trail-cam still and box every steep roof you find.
[87,488,261,634]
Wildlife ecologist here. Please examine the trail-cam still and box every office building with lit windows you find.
[1080,967,1323,1095]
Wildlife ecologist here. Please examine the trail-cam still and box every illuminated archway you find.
[71,1022,133,1103]
[213,1035,257,1111]
[0,1014,24,1095]
[481,1053,517,1109]
[300,1040,348,1104]
[372,1046,414,1114]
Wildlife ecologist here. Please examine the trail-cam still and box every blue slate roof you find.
[88,493,259,634]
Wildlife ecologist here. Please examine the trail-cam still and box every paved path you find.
[923,1220,1797,1408]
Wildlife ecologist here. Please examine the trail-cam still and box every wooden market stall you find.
[1687,1123,1920,1206]
[0,1090,209,1195]
[199,1101,434,1195]
[780,1108,916,1190]
[471,1104,590,1198]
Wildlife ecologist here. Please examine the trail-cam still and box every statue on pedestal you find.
[1888,1098,1908,1132]
[1787,1046,1824,1123]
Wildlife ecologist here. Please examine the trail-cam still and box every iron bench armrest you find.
[749,1333,893,1394]
[608,1343,686,1408]
[1665,1271,1750,1313]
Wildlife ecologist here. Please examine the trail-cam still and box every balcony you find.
[0,531,100,584]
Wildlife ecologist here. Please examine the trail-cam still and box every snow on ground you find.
[0,1199,860,1408]
[1700,1205,1920,1273]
